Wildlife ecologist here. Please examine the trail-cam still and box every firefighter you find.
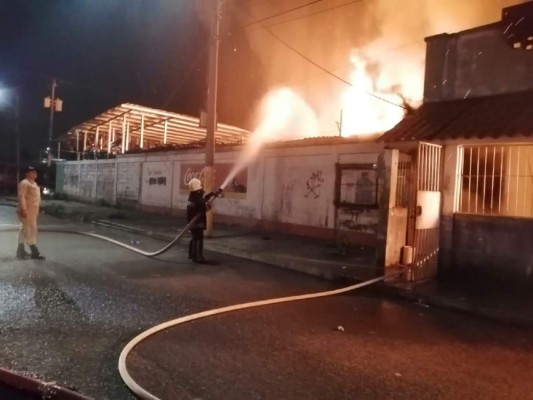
[186,178,217,263]
[17,166,45,260]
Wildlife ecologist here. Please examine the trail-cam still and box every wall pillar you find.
[375,149,403,270]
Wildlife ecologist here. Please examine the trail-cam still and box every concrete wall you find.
[56,141,387,246]
[450,214,533,286]
[424,23,533,103]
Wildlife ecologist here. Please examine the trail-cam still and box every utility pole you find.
[15,94,20,184]
[44,79,62,166]
[48,79,56,155]
[336,110,343,137]
[205,0,222,237]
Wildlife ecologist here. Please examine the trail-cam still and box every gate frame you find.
[406,142,443,282]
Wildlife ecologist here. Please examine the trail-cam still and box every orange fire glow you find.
[341,57,405,136]
[339,38,426,137]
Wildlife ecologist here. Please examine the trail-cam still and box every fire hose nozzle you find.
[215,188,223,197]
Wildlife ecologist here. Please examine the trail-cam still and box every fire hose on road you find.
[0,193,399,400]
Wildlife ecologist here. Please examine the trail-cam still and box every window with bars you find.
[458,144,533,218]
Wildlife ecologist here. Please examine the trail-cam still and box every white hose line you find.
[0,222,394,399]
[0,221,197,258]
[118,275,388,400]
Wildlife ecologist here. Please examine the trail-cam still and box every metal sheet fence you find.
[458,144,533,218]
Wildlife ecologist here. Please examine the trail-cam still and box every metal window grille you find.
[458,144,533,218]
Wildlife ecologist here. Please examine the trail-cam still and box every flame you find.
[340,42,424,137]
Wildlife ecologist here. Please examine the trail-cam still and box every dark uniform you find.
[186,187,215,263]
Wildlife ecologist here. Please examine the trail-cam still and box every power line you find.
[237,3,406,109]
[264,28,406,108]
[239,0,323,29]
[264,0,366,29]
[292,41,424,87]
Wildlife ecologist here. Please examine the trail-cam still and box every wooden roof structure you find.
[66,103,249,153]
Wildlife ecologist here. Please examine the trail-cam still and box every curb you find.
[0,367,92,399]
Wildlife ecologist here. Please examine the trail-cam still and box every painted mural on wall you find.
[79,164,96,199]
[96,163,115,203]
[117,162,141,201]
[179,163,247,199]
[141,161,173,208]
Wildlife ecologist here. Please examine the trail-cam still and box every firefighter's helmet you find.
[188,178,202,192]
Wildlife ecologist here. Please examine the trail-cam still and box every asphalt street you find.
[0,205,532,400]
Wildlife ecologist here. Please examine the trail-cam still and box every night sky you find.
[0,0,215,164]
[0,0,526,166]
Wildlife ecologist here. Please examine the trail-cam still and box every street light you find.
[0,85,21,183]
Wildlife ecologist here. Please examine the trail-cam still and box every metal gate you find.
[408,142,442,281]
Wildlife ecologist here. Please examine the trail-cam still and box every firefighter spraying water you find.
[186,178,223,264]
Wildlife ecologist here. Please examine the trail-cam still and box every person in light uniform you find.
[17,166,45,260]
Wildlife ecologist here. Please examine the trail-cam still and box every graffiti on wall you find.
[149,176,166,186]
[304,170,325,199]
[141,161,173,207]
[180,163,247,198]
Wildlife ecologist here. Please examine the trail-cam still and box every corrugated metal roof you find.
[66,103,249,150]
[380,90,533,142]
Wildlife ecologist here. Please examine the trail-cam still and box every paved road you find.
[0,205,532,400]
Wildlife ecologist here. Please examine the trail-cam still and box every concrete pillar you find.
[107,123,112,154]
[140,115,145,149]
[122,115,126,154]
[375,149,406,270]
[95,127,100,155]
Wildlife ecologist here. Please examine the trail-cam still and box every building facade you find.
[382,2,533,287]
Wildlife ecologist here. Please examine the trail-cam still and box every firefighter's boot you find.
[29,245,45,260]
[16,244,30,259]
[193,240,206,264]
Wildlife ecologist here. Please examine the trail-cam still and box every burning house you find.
[55,1,532,286]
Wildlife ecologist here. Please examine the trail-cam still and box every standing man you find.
[17,166,45,260]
